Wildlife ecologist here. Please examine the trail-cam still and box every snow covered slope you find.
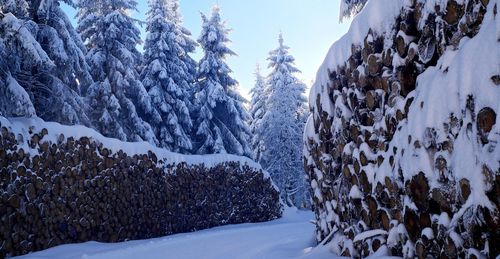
[305,0,499,257]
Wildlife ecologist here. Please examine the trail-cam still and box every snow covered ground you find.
[15,209,341,259]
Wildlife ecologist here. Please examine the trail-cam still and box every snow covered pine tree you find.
[141,0,197,153]
[77,0,160,144]
[0,2,39,118]
[0,0,92,125]
[248,65,268,161]
[193,6,251,157]
[259,34,309,208]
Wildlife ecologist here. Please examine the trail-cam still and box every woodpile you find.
[305,0,499,258]
[0,124,281,257]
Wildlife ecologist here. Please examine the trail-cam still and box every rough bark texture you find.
[0,123,281,257]
[305,0,499,258]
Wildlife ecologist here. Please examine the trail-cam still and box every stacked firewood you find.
[305,0,498,258]
[0,124,281,257]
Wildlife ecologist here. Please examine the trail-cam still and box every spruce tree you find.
[31,0,93,125]
[141,0,196,153]
[0,0,92,125]
[170,0,198,99]
[0,0,28,17]
[248,64,268,161]
[77,0,159,144]
[259,33,309,207]
[0,10,38,118]
[193,6,251,157]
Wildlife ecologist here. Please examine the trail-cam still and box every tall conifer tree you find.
[259,34,309,207]
[141,0,196,153]
[0,0,93,125]
[77,0,160,143]
[248,65,268,161]
[193,6,251,157]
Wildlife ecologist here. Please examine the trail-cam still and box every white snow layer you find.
[0,116,265,175]
[14,208,399,259]
[13,209,328,259]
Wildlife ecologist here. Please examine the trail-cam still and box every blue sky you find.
[62,1,350,97]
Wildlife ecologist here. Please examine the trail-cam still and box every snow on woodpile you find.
[0,116,264,172]
[305,0,499,257]
[0,116,282,257]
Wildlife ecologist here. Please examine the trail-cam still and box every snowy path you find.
[16,209,339,259]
